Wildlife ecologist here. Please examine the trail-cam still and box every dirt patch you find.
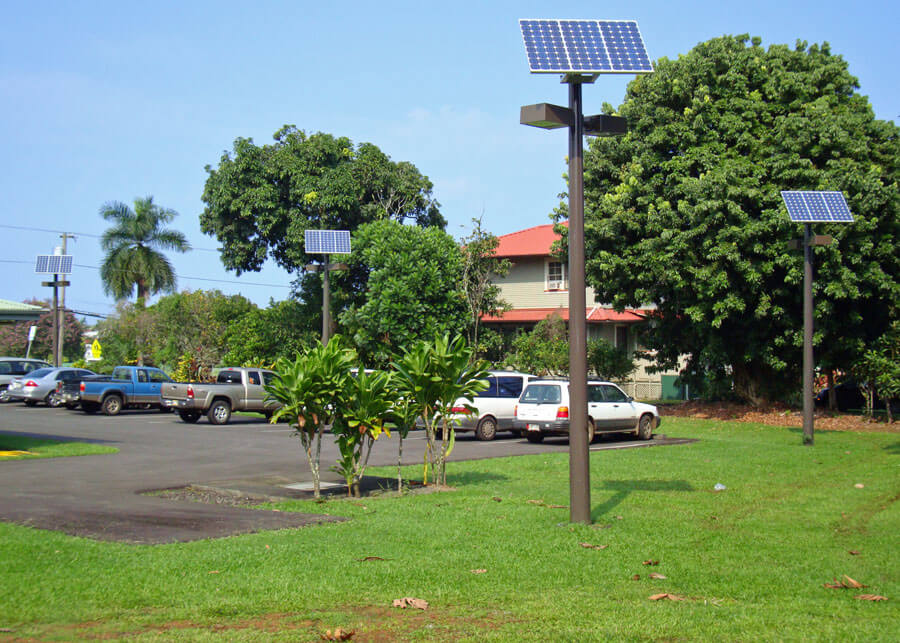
[663,401,898,433]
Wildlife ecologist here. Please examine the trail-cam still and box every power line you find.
[0,223,221,252]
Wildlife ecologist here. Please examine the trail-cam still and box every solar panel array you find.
[520,19,652,74]
[34,255,73,274]
[305,229,351,254]
[781,191,854,223]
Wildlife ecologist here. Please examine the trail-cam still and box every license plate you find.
[527,423,540,432]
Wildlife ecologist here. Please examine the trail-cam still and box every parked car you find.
[161,367,279,425]
[513,378,661,444]
[79,366,173,415]
[0,357,52,401]
[445,370,536,440]
[5,367,97,406]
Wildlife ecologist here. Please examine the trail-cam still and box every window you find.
[615,326,629,352]
[588,385,605,403]
[262,372,277,385]
[521,384,561,404]
[112,368,130,380]
[546,260,568,291]
[137,370,148,383]
[600,384,628,403]
[497,376,524,398]
[248,371,261,386]
[148,369,171,383]
[475,377,498,397]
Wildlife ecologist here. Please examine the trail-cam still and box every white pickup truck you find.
[161,367,278,425]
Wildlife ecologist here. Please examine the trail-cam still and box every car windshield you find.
[520,384,561,404]
[27,368,54,379]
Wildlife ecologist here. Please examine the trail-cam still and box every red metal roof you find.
[482,307,646,324]
[494,221,567,257]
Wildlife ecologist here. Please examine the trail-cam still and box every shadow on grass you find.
[592,479,694,520]
[446,471,509,486]
[0,431,118,446]
[884,441,900,455]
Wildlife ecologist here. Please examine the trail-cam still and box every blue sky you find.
[1,0,897,319]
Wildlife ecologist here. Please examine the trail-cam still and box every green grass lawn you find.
[0,434,118,460]
[0,419,897,641]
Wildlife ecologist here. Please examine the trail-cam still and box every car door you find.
[244,370,264,408]
[495,376,525,428]
[145,369,170,404]
[598,384,638,430]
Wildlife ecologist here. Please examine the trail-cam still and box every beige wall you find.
[496,257,598,309]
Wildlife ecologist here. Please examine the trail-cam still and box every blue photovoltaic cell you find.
[520,19,652,74]
[305,229,351,254]
[781,191,854,223]
[35,255,73,274]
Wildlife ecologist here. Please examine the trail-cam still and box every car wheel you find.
[207,400,231,425]
[101,395,123,416]
[638,414,654,440]
[525,433,544,444]
[475,416,498,441]
[587,418,596,444]
[179,410,201,423]
[47,393,61,408]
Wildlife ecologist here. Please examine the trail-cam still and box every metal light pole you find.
[802,223,814,445]
[519,18,651,524]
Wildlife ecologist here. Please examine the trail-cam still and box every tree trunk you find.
[826,369,836,411]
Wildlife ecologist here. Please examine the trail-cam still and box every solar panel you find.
[35,255,73,274]
[781,191,854,223]
[520,19,652,74]
[305,229,351,254]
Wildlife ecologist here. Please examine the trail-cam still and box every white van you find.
[448,370,536,440]
[514,378,660,443]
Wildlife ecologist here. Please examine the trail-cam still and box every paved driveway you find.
[0,404,689,543]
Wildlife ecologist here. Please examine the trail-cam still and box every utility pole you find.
[58,233,76,365]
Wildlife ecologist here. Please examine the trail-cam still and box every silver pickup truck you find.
[161,367,278,425]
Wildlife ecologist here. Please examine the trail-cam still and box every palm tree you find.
[99,196,191,304]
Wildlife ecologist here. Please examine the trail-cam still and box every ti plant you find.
[385,373,421,493]
[393,334,489,487]
[265,337,357,499]
[333,369,393,497]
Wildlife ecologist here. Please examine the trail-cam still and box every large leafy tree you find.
[99,196,191,303]
[337,220,468,366]
[576,35,899,404]
[460,216,511,354]
[0,299,85,362]
[199,126,445,277]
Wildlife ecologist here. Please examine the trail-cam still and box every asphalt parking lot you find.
[0,404,692,543]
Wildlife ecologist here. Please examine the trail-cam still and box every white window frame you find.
[545,260,568,291]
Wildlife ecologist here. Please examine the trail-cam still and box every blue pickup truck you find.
[79,366,173,416]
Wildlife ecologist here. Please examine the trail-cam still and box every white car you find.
[448,371,536,440]
[514,378,660,444]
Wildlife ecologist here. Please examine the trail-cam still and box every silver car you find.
[0,357,52,401]
[5,367,97,407]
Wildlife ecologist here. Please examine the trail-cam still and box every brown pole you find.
[567,79,591,523]
[802,223,814,445]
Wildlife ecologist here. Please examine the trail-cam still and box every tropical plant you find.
[99,196,190,304]
[264,338,357,498]
[854,320,899,422]
[385,375,421,493]
[332,369,393,496]
[392,334,489,487]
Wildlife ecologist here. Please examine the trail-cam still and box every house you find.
[481,222,681,399]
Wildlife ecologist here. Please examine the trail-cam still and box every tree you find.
[854,320,899,422]
[587,338,637,382]
[94,302,156,370]
[506,314,569,376]
[199,126,444,278]
[0,299,84,362]
[99,197,191,304]
[222,299,317,366]
[460,217,511,356]
[574,35,899,405]
[337,220,468,367]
